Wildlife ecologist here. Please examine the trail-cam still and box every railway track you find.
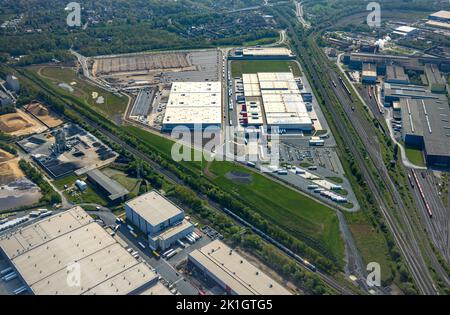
[19,69,356,295]
[273,9,439,294]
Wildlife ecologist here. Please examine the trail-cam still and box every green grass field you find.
[30,66,127,120]
[231,60,302,77]
[344,211,393,282]
[53,174,109,206]
[102,167,141,198]
[208,161,344,262]
[405,146,426,167]
[124,125,344,262]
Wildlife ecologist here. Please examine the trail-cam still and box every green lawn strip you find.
[344,211,393,283]
[209,160,344,263]
[126,125,344,263]
[231,60,302,77]
[30,66,127,119]
[404,146,426,167]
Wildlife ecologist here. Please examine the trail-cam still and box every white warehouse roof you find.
[125,190,183,227]
[163,82,222,127]
[0,207,157,295]
[189,240,291,295]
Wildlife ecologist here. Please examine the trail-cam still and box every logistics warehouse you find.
[162,82,222,131]
[0,207,171,295]
[125,190,194,250]
[242,72,313,131]
[188,240,291,295]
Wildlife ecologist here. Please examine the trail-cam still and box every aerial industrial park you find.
[0,0,448,300]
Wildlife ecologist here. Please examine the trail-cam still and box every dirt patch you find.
[0,158,24,186]
[225,170,252,184]
[0,109,47,136]
[24,102,63,128]
[93,52,192,76]
[0,149,14,163]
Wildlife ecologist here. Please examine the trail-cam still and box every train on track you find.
[411,170,433,218]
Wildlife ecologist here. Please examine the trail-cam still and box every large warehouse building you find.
[242,72,313,131]
[239,47,295,60]
[0,207,169,295]
[188,240,291,295]
[400,98,450,168]
[162,82,222,131]
[125,190,194,250]
[424,64,447,94]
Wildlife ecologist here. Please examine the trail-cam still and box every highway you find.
[273,8,440,294]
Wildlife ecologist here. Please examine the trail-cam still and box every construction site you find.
[0,149,41,211]
[17,123,117,178]
[89,49,220,91]
[23,102,63,129]
[0,109,47,137]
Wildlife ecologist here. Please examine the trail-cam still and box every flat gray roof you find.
[86,168,129,201]
[189,240,291,295]
[0,207,157,295]
[401,98,450,157]
[386,65,409,83]
[125,190,183,226]
[424,64,446,86]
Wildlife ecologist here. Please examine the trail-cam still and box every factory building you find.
[162,82,222,131]
[392,26,418,37]
[361,63,377,84]
[86,168,129,203]
[233,47,295,60]
[382,83,441,106]
[125,190,194,250]
[188,240,291,295]
[400,98,450,168]
[242,72,313,131]
[0,207,165,295]
[424,64,447,94]
[6,75,20,93]
[426,10,450,30]
[343,52,450,73]
[385,65,409,84]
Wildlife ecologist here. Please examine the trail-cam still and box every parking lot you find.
[108,214,217,295]
[280,143,345,175]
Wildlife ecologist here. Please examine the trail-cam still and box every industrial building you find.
[392,26,418,37]
[382,83,441,106]
[125,190,194,250]
[86,168,129,203]
[426,10,450,30]
[6,75,20,93]
[0,207,164,295]
[343,52,450,73]
[233,47,295,60]
[400,98,450,168]
[188,240,291,295]
[385,64,409,84]
[361,63,377,83]
[162,82,222,131]
[424,64,447,94]
[242,72,312,131]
